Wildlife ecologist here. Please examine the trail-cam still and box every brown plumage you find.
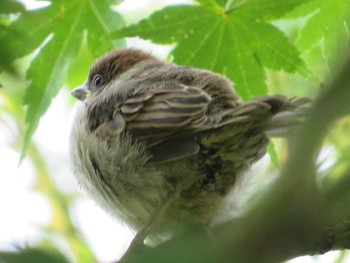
[70,48,308,244]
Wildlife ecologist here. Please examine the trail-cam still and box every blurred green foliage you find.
[0,248,70,263]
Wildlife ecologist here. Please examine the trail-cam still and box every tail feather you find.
[220,95,310,137]
[257,96,310,137]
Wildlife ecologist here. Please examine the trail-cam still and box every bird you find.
[70,48,308,248]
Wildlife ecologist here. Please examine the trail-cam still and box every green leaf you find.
[0,0,126,161]
[194,0,225,10]
[0,0,25,15]
[84,0,125,58]
[268,141,280,167]
[0,26,23,74]
[0,248,70,263]
[65,45,94,89]
[295,0,350,70]
[111,3,312,100]
[238,0,313,20]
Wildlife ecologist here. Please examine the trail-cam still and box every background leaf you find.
[0,248,70,263]
[292,0,350,71]
[0,0,25,15]
[0,0,126,160]
[237,0,313,20]
[111,2,314,101]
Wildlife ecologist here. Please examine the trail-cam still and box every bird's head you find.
[71,48,156,101]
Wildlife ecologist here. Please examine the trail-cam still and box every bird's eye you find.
[93,74,103,87]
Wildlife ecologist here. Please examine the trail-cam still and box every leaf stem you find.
[224,0,234,13]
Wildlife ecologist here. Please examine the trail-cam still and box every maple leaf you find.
[0,0,125,160]
[111,0,314,100]
[292,0,350,71]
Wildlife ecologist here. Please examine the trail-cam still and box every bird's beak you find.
[71,85,91,101]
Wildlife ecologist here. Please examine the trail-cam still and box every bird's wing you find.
[122,82,212,140]
[122,82,217,161]
[126,83,212,161]
[92,81,219,162]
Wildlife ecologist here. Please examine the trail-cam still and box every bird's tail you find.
[220,95,310,137]
[262,96,310,137]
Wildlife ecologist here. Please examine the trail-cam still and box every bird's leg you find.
[122,187,179,257]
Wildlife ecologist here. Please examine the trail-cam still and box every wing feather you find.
[121,83,212,144]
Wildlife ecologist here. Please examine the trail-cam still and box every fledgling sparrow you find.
[70,48,307,247]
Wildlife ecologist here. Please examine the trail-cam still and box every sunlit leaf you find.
[0,0,125,160]
[293,0,350,70]
[268,142,280,167]
[111,2,314,101]
[237,0,312,20]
